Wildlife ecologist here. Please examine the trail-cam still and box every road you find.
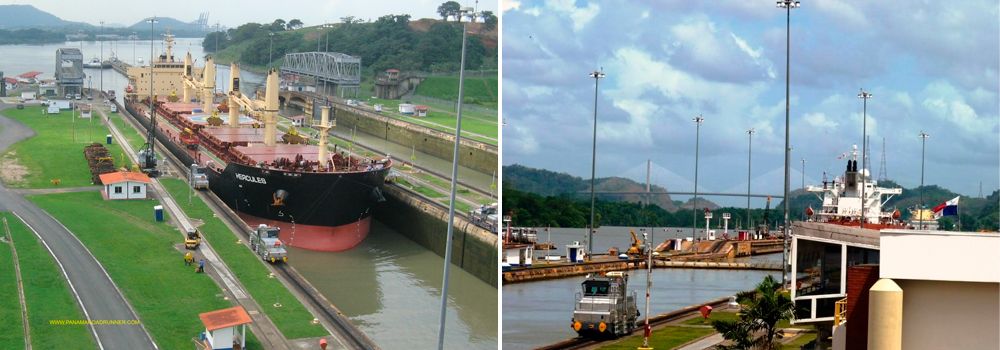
[0,107,158,349]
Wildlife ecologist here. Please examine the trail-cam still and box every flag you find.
[932,196,960,219]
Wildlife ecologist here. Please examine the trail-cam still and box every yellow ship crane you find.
[181,57,332,160]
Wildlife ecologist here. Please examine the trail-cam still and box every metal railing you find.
[834,297,848,326]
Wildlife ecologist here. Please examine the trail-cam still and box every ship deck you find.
[148,98,388,173]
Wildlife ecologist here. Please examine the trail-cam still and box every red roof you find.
[3,77,17,84]
[385,69,400,73]
[18,71,42,78]
[99,171,152,184]
[199,306,253,331]
[414,105,429,111]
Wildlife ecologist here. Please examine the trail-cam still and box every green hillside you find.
[414,75,498,108]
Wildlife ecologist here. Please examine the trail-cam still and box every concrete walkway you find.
[12,185,101,195]
[0,106,157,349]
[675,333,725,350]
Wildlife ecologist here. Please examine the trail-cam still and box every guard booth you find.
[197,306,252,350]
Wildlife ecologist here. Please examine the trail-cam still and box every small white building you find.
[415,105,429,117]
[398,103,415,115]
[197,306,252,350]
[79,103,92,119]
[503,244,533,267]
[99,171,151,200]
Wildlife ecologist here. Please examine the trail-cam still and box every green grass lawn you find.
[414,75,497,108]
[2,106,128,188]
[365,97,497,143]
[0,212,95,349]
[781,331,817,349]
[0,214,28,349]
[599,326,716,350]
[28,192,263,349]
[681,311,739,326]
[159,178,328,340]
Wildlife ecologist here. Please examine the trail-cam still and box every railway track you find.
[536,296,732,350]
[117,100,379,350]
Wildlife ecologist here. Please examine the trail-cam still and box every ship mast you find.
[318,106,333,166]
[183,52,193,102]
[228,63,240,127]
[202,56,216,113]
[263,69,279,147]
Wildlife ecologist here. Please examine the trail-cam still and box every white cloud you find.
[502,0,521,13]
[814,0,868,28]
[547,0,600,32]
[730,32,776,79]
[804,112,838,129]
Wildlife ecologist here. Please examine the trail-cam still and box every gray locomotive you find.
[571,271,639,338]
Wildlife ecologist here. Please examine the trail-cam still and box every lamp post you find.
[747,128,755,230]
[436,7,479,350]
[919,131,929,229]
[776,0,799,287]
[587,68,605,258]
[323,23,333,97]
[801,158,806,190]
[100,21,104,101]
[640,230,652,350]
[692,115,703,240]
[858,89,872,229]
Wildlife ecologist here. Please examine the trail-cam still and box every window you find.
[114,186,122,194]
[133,185,141,193]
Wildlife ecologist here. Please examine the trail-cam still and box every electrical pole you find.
[919,131,929,229]
[776,0,800,287]
[858,89,872,229]
[692,115,704,240]
[747,128,755,230]
[587,69,605,259]
[436,8,478,349]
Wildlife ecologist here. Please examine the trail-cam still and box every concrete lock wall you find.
[331,105,498,174]
[377,184,498,287]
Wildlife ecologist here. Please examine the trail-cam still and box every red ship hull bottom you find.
[237,213,371,252]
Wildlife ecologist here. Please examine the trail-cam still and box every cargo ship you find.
[803,145,905,229]
[122,38,390,251]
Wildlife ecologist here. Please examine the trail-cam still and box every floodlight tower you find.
[776,0,799,287]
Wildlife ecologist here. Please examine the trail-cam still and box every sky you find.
[501,0,1000,207]
[3,0,498,27]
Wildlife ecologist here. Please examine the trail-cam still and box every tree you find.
[271,19,287,32]
[437,1,461,20]
[482,11,497,31]
[287,19,303,30]
[712,275,795,350]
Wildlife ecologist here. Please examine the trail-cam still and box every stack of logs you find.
[84,143,116,184]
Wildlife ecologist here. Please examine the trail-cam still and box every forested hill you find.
[503,164,725,213]
[203,15,498,75]
[504,164,998,231]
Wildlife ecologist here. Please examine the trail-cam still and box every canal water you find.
[0,38,497,349]
[503,226,780,349]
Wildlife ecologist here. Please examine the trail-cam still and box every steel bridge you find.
[280,52,361,97]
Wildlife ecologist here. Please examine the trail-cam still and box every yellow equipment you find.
[626,230,642,256]
[184,228,201,249]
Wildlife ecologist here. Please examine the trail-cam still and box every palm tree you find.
[712,275,796,350]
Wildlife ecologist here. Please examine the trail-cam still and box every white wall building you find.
[99,171,151,200]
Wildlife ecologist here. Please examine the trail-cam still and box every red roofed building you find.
[197,306,252,350]
[17,71,42,83]
[99,171,152,199]
[415,105,429,117]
